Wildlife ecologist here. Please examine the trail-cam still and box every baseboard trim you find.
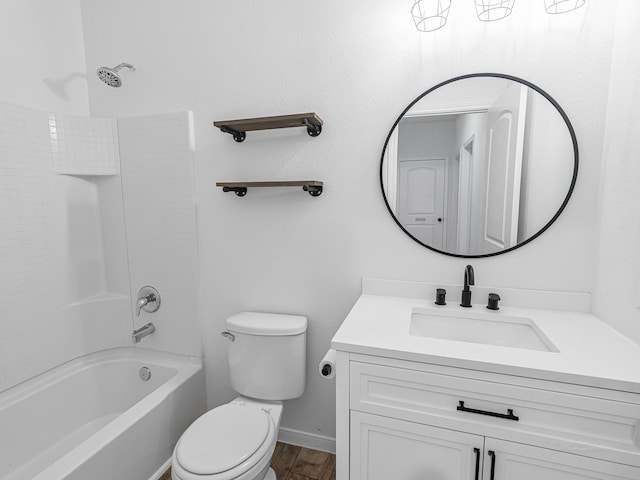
[278,427,336,454]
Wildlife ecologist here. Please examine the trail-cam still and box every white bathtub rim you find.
[0,347,201,408]
[1,347,203,480]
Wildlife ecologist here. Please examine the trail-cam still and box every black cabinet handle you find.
[473,448,480,480]
[457,401,519,421]
[488,450,496,480]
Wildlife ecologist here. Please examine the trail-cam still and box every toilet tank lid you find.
[226,312,307,336]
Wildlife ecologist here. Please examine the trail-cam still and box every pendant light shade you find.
[544,0,585,14]
[411,0,452,32]
[473,0,516,21]
[411,0,583,32]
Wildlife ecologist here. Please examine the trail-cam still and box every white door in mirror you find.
[397,158,445,249]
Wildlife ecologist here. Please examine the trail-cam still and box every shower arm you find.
[113,63,135,72]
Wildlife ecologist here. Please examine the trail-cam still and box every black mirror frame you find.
[380,73,579,258]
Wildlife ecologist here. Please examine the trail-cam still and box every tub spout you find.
[132,323,155,344]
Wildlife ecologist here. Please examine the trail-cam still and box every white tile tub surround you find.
[1,103,201,394]
[0,101,131,394]
[0,102,53,390]
[118,112,201,357]
[48,113,120,176]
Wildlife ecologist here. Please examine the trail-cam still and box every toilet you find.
[171,312,307,480]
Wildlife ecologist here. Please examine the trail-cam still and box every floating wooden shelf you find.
[214,113,323,142]
[216,181,323,197]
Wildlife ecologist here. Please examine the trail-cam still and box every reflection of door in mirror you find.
[394,113,489,255]
[397,158,446,249]
[480,82,528,254]
[391,82,529,255]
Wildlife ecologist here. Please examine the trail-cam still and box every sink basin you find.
[410,308,558,352]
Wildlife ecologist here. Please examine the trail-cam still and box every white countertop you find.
[331,282,640,394]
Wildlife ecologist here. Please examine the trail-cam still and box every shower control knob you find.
[136,286,161,316]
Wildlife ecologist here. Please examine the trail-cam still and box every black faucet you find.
[460,265,474,307]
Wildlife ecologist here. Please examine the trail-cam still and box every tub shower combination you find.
[1,64,204,480]
[0,348,205,480]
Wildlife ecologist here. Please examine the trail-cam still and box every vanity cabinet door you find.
[351,411,484,480]
[484,438,640,480]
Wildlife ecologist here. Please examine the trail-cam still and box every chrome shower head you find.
[96,63,135,88]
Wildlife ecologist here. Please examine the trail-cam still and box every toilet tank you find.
[225,312,307,400]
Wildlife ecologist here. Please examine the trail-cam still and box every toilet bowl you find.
[171,398,283,480]
[172,312,307,480]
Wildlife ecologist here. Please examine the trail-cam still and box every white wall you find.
[0,0,89,115]
[519,91,575,241]
[79,0,617,444]
[593,0,640,345]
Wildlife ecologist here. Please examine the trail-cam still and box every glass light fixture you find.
[544,0,585,14]
[411,0,452,32]
[473,0,516,22]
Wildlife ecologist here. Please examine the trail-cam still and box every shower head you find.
[96,63,135,88]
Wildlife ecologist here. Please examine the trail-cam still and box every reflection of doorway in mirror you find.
[382,75,577,257]
[451,113,487,256]
[394,85,526,256]
[480,83,527,254]
[456,137,474,255]
[397,158,446,249]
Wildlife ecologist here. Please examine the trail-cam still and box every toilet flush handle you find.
[221,331,235,342]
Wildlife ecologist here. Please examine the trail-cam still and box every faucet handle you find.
[435,288,447,306]
[487,293,501,311]
[136,286,161,317]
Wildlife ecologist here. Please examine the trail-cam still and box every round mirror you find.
[380,73,578,258]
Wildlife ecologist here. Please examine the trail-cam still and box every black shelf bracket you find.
[303,184,323,197]
[301,118,322,137]
[219,125,246,143]
[222,186,248,197]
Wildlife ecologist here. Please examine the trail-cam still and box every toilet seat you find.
[172,403,277,480]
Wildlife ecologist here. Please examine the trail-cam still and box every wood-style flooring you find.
[159,442,336,480]
[271,442,336,480]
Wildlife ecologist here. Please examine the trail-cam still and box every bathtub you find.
[0,347,206,480]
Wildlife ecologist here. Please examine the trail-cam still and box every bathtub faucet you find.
[132,323,156,344]
[136,286,161,317]
[136,295,154,316]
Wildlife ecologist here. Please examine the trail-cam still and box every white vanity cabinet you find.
[339,355,640,480]
[351,411,483,480]
[484,439,640,480]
